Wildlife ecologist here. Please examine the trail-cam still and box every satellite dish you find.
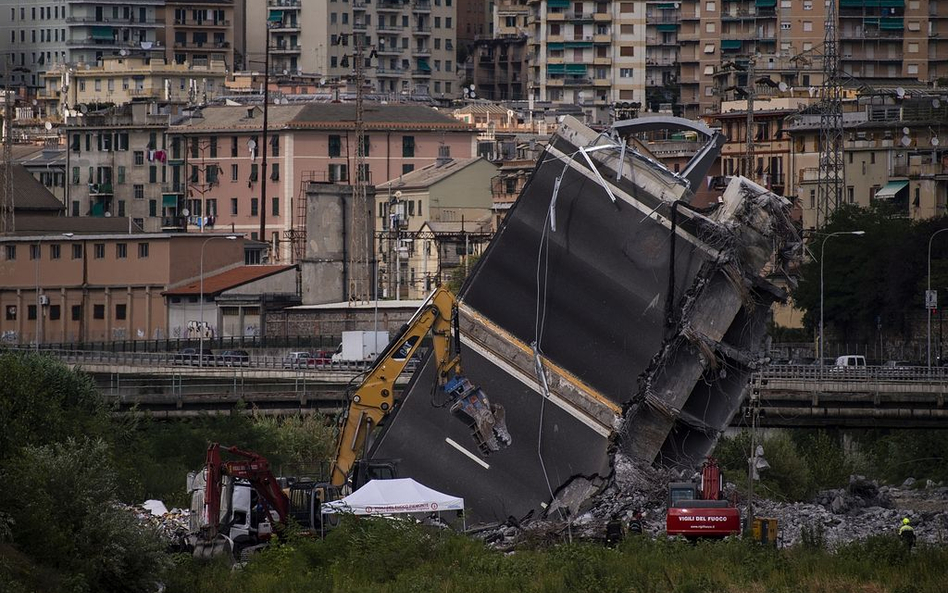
[896,87,906,99]
[933,137,941,147]
[808,86,817,98]
[470,91,476,98]
[44,121,52,130]
[247,139,257,150]
[394,190,403,198]
[119,49,128,56]
[282,69,288,75]
[933,98,941,108]
[104,211,112,217]
[320,77,327,85]
[903,126,911,135]
[31,98,38,106]
[181,208,190,217]
[78,103,88,114]
[778,81,789,92]
[901,135,912,147]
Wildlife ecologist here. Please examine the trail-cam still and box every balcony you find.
[547,11,565,21]
[89,183,114,196]
[413,25,432,35]
[271,42,301,53]
[353,0,366,9]
[411,69,432,77]
[269,0,301,7]
[174,19,230,28]
[562,77,592,86]
[377,23,404,32]
[269,20,301,31]
[161,216,188,231]
[376,45,402,55]
[377,0,404,11]
[646,14,680,25]
[412,46,431,56]
[376,67,407,77]
[66,17,164,26]
[593,56,612,65]
[720,9,756,21]
[413,0,432,12]
[593,12,612,22]
[353,21,368,32]
[161,183,184,194]
[565,11,595,20]
[593,34,611,43]
[173,41,230,49]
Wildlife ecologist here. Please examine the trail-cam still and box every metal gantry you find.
[816,0,846,228]
[350,33,371,303]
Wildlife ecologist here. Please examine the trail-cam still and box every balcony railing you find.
[269,0,301,7]
[413,0,432,11]
[66,17,164,25]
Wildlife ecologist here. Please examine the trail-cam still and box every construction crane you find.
[816,0,845,229]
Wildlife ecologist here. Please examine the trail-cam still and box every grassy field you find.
[162,518,948,593]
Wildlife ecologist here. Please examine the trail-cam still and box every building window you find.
[50,244,60,259]
[328,134,342,157]
[402,164,414,175]
[149,200,157,217]
[231,136,238,157]
[28,305,36,321]
[250,198,258,216]
[115,304,127,321]
[94,244,105,259]
[134,151,144,165]
[5,245,15,260]
[231,164,238,181]
[72,244,82,259]
[138,242,149,258]
[328,164,348,182]
[231,198,238,215]
[271,163,279,181]
[116,243,127,259]
[5,305,16,320]
[30,244,40,260]
[402,136,415,158]
[619,68,633,78]
[93,304,105,320]
[71,305,81,321]
[49,305,60,321]
[272,197,280,217]
[134,185,144,200]
[620,46,634,57]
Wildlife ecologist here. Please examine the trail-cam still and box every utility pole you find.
[349,32,370,302]
[743,57,757,182]
[1,55,15,234]
[259,23,271,248]
[745,383,762,534]
[816,0,845,229]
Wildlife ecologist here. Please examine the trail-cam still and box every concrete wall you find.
[266,304,419,340]
[301,183,376,305]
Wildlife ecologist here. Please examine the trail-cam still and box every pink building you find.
[166,103,477,261]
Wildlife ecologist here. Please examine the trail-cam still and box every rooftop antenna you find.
[816,0,845,229]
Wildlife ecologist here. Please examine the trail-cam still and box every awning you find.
[722,39,744,50]
[417,59,431,72]
[162,194,179,207]
[755,0,776,6]
[91,26,114,41]
[548,0,571,7]
[268,10,283,22]
[874,180,908,200]
[565,63,588,75]
[880,17,904,29]
[547,42,564,50]
[656,23,678,31]
[322,479,464,515]
[656,2,676,7]
[548,64,566,74]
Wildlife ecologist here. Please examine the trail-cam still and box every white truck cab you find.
[834,355,866,368]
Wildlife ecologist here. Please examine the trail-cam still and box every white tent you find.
[322,478,464,516]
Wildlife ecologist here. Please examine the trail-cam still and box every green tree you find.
[0,438,168,593]
[0,351,110,460]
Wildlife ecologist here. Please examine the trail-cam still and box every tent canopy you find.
[322,478,464,515]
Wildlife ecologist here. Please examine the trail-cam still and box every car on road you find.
[173,347,215,366]
[219,350,251,366]
[283,351,314,369]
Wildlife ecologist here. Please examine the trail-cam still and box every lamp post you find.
[199,235,237,367]
[820,230,865,373]
[926,228,948,368]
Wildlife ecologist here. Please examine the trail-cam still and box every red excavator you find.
[665,458,741,538]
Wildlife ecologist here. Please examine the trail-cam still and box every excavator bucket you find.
[445,375,512,456]
[192,534,232,561]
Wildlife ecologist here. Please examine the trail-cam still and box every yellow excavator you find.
[189,286,510,558]
[330,285,511,487]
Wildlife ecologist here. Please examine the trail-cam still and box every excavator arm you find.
[330,286,510,487]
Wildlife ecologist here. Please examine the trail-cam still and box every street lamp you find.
[820,231,865,372]
[199,235,238,367]
[926,228,948,368]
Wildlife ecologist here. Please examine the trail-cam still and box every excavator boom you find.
[330,286,510,487]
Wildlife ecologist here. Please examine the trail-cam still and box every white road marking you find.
[445,438,490,470]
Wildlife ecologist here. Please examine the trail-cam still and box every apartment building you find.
[164,0,236,70]
[41,56,228,118]
[244,0,459,99]
[0,230,244,345]
[677,0,948,119]
[471,35,529,100]
[527,0,646,124]
[166,102,477,260]
[457,0,493,46]
[0,0,165,95]
[376,157,497,298]
[64,102,173,230]
[644,1,680,111]
[787,84,948,229]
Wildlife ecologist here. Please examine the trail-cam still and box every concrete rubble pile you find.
[475,471,948,550]
[372,115,802,525]
[121,500,192,549]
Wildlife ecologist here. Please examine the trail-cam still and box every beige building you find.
[164,0,237,70]
[787,86,948,230]
[527,0,647,124]
[645,1,680,111]
[0,230,244,345]
[375,157,497,298]
[678,0,948,119]
[245,0,459,99]
[41,57,229,118]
